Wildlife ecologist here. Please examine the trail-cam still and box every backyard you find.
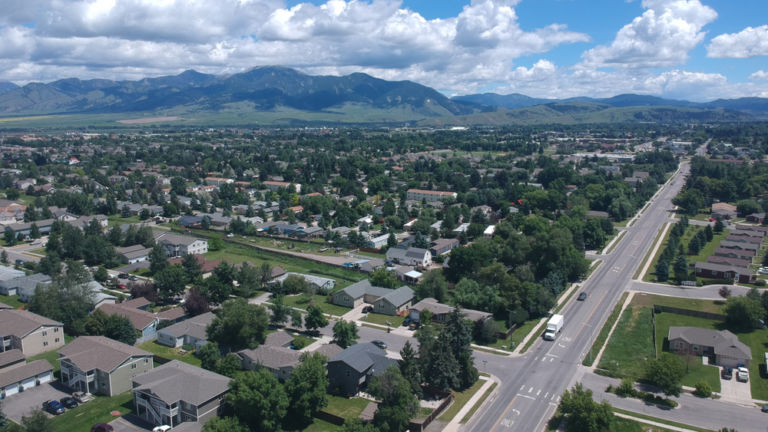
[50,392,134,432]
[137,340,202,367]
[283,293,351,317]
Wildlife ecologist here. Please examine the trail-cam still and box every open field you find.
[117,116,181,124]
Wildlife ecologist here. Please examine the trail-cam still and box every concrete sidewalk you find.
[441,374,499,432]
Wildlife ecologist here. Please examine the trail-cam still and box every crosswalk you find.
[518,384,560,403]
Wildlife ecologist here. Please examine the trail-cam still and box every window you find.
[131,364,137,369]
[144,358,149,363]
[42,331,47,336]
[55,338,60,343]
[54,328,59,333]
[43,341,48,346]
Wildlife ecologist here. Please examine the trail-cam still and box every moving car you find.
[577,292,588,301]
[128,275,138,281]
[42,400,65,415]
[91,424,114,432]
[118,273,129,279]
[371,340,387,350]
[59,396,78,409]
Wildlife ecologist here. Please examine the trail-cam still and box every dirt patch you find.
[117,116,181,124]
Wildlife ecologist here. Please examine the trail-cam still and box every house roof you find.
[157,307,186,321]
[338,280,393,301]
[713,248,755,257]
[377,286,415,308]
[0,359,53,388]
[668,327,751,360]
[386,247,429,261]
[6,273,52,297]
[59,336,152,373]
[159,312,215,340]
[237,345,302,370]
[0,309,62,338]
[121,297,151,309]
[264,330,294,348]
[313,343,344,359]
[694,261,751,275]
[0,265,26,283]
[0,349,25,369]
[132,360,230,405]
[712,202,737,212]
[410,298,492,323]
[98,303,157,331]
[154,231,204,247]
[329,343,396,375]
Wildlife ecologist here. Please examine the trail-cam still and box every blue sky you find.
[0,0,766,100]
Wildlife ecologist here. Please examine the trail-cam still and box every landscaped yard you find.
[49,392,134,432]
[362,312,405,327]
[643,222,729,283]
[283,294,351,317]
[137,340,202,367]
[323,395,370,418]
[303,418,343,432]
[0,294,25,309]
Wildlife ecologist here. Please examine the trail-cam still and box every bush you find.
[694,381,712,398]
[616,378,637,397]
[755,279,766,287]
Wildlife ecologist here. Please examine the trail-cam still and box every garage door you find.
[38,371,52,384]
[21,377,35,390]
[4,385,19,397]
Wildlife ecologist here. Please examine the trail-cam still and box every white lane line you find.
[516,393,536,401]
[528,387,534,393]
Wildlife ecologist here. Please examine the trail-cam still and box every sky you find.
[0,0,767,101]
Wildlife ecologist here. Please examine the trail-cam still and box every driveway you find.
[2,382,71,423]
[719,369,753,404]
[109,414,155,432]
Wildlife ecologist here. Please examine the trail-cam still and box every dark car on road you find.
[118,273,129,279]
[577,292,588,301]
[59,396,78,409]
[42,400,65,415]
[372,340,387,350]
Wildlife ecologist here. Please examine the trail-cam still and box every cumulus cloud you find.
[707,25,768,58]
[582,0,717,68]
[750,70,768,81]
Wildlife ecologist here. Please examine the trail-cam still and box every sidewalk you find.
[613,412,696,432]
[441,374,499,432]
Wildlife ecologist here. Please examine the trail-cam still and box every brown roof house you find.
[409,298,492,324]
[0,349,54,399]
[711,202,737,220]
[132,360,230,429]
[97,302,159,344]
[0,309,65,356]
[668,327,752,368]
[694,262,755,283]
[59,336,154,396]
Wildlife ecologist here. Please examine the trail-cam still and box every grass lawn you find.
[29,248,47,255]
[687,229,730,265]
[631,293,725,315]
[27,343,73,377]
[735,329,768,400]
[438,378,486,422]
[107,215,141,227]
[0,294,25,309]
[508,318,541,349]
[291,334,316,350]
[323,395,370,418]
[303,418,343,432]
[362,313,405,327]
[460,382,497,423]
[584,292,629,366]
[283,294,351,317]
[598,306,656,378]
[137,340,202,367]
[643,224,723,283]
[50,392,134,432]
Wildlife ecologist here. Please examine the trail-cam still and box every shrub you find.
[694,381,712,398]
[616,378,636,397]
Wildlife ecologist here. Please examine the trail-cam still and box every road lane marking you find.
[528,386,533,393]
[544,392,549,399]
[536,389,541,396]
[511,409,520,416]
[490,395,519,431]
[517,393,536,400]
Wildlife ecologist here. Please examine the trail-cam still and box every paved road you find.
[631,280,752,300]
[465,162,691,432]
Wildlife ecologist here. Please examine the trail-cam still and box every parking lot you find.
[1,382,71,423]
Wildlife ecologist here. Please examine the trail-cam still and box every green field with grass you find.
[584,292,629,366]
[598,306,656,378]
[137,340,202,367]
[0,294,25,309]
[323,395,370,418]
[362,313,405,327]
[438,378,486,422]
[282,293,351,317]
[50,392,134,432]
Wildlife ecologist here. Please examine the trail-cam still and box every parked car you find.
[59,396,78,409]
[73,391,94,403]
[362,305,373,313]
[737,366,749,382]
[118,273,129,279]
[577,292,588,301]
[128,275,138,281]
[371,340,387,349]
[91,424,114,432]
[116,283,127,290]
[762,405,768,413]
[152,426,172,432]
[42,400,65,415]
[721,367,733,380]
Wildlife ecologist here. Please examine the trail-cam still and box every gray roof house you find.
[0,309,65,356]
[237,330,301,381]
[0,358,54,399]
[156,312,215,349]
[330,280,414,315]
[372,286,415,316]
[668,326,752,368]
[409,298,492,324]
[385,247,432,268]
[59,336,154,396]
[271,272,336,293]
[327,343,396,396]
[5,273,51,300]
[132,360,231,429]
[0,266,27,295]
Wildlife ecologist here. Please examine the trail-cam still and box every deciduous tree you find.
[207,299,269,350]
[226,369,288,432]
[332,320,359,348]
[285,353,329,427]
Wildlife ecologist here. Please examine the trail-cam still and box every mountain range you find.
[0,67,765,126]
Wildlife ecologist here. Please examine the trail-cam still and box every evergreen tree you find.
[714,219,724,233]
[444,308,478,389]
[656,259,669,282]
[399,341,423,398]
[673,254,689,282]
[704,224,714,242]
[149,244,168,274]
[687,236,701,255]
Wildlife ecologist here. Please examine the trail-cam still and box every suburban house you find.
[694,262,755,283]
[725,234,762,244]
[59,336,154,396]
[271,272,336,293]
[154,231,208,258]
[237,331,302,381]
[0,352,54,399]
[168,255,222,277]
[156,312,215,349]
[132,360,230,428]
[97,302,159,344]
[730,229,765,239]
[735,224,768,234]
[0,309,65,356]
[330,280,415,315]
[719,240,759,252]
[0,266,29,295]
[707,255,752,268]
[262,180,301,193]
[385,247,432,268]
[668,327,752,368]
[409,298,492,325]
[117,245,152,264]
[2,273,51,300]
[406,189,457,203]
[711,202,738,219]
[429,238,460,256]
[327,342,397,396]
[713,248,755,261]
